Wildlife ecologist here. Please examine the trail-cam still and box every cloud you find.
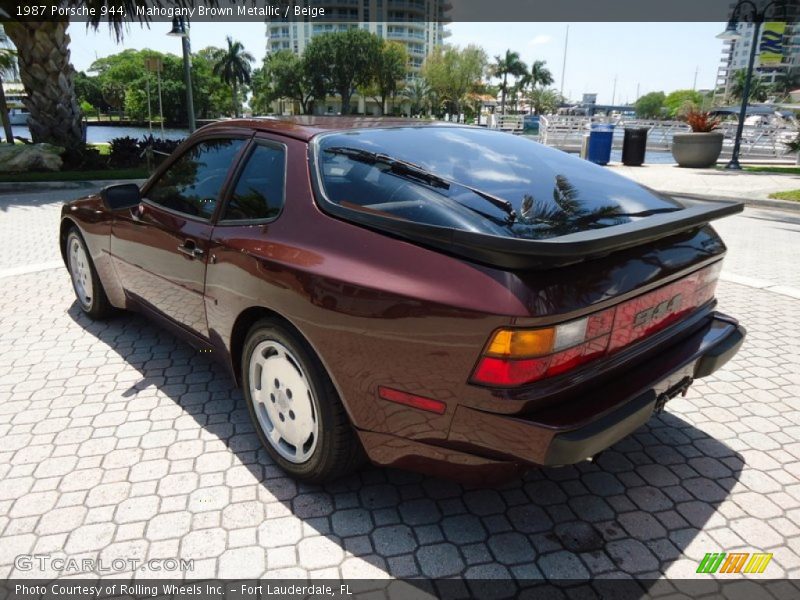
[528,35,552,46]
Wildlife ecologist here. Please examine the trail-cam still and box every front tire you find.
[65,227,114,320]
[242,319,364,483]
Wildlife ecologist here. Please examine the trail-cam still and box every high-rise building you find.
[265,1,449,79]
[715,21,800,100]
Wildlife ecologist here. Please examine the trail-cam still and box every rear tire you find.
[65,227,114,320]
[242,319,364,483]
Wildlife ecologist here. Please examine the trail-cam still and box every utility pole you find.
[560,25,569,98]
[146,73,152,136]
[693,65,699,90]
[157,63,165,138]
[611,75,617,106]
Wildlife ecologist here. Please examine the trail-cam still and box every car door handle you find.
[177,241,204,259]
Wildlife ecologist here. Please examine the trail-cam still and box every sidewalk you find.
[609,163,800,211]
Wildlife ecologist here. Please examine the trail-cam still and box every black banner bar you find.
[3,0,800,24]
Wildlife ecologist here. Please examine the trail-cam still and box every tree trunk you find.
[500,73,508,115]
[232,80,238,118]
[0,76,14,144]
[4,22,85,153]
[340,88,351,115]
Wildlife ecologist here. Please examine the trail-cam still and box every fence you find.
[529,115,798,160]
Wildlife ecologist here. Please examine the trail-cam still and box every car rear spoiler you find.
[324,196,744,270]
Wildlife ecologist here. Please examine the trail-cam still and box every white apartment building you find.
[716,21,800,99]
[264,0,449,114]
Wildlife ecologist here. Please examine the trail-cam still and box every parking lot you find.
[1,185,800,586]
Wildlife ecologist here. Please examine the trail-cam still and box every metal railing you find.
[533,115,797,159]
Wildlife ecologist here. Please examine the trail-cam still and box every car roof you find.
[196,116,461,141]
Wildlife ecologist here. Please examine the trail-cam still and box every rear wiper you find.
[325,146,450,190]
[324,146,517,223]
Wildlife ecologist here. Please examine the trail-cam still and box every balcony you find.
[386,0,427,14]
[386,29,426,41]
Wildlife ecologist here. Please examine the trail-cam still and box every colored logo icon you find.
[697,552,773,574]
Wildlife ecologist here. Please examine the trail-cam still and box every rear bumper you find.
[545,316,745,466]
[362,313,745,478]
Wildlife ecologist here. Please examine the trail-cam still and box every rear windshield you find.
[313,126,684,239]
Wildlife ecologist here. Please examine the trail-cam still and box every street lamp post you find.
[168,17,196,132]
[717,0,789,170]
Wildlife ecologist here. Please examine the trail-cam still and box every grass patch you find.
[768,190,800,202]
[0,168,149,183]
[741,166,800,175]
[89,142,111,156]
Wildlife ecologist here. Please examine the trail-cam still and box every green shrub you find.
[109,136,142,168]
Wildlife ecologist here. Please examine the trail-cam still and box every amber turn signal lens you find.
[486,328,556,358]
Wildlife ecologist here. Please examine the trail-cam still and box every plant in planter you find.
[671,109,724,168]
[784,129,800,165]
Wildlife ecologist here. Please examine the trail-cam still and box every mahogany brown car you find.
[60,117,746,483]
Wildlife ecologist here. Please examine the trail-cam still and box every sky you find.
[66,21,727,105]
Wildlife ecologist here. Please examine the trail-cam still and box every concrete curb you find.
[0,179,147,193]
[661,191,800,214]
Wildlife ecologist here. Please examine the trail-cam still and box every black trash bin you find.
[622,127,648,166]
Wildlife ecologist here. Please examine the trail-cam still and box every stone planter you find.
[671,132,724,168]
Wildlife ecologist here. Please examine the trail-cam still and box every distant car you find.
[60,117,745,483]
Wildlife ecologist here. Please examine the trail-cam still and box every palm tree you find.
[0,46,17,144]
[401,78,431,116]
[2,2,221,153]
[527,87,563,116]
[212,36,255,118]
[515,175,624,238]
[522,60,555,114]
[490,50,527,115]
[3,21,85,152]
[729,69,770,103]
[529,60,554,89]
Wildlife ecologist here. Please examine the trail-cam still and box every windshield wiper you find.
[324,146,517,224]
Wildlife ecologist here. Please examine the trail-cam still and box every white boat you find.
[3,82,28,126]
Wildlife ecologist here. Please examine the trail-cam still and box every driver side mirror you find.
[101,183,141,211]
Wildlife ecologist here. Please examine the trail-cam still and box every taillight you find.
[470,262,722,388]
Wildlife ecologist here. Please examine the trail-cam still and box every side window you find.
[221,143,286,221]
[146,138,245,219]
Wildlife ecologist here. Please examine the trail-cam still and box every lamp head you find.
[167,18,186,37]
[717,17,742,40]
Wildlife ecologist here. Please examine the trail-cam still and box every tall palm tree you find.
[0,46,17,144]
[529,60,554,89]
[490,50,527,115]
[1,2,221,153]
[3,21,85,152]
[212,36,255,118]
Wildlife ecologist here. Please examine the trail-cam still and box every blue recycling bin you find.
[522,115,540,136]
[587,123,615,165]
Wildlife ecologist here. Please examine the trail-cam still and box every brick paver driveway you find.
[2,186,800,583]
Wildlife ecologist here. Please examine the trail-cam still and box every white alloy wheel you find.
[68,233,94,309]
[248,340,319,463]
